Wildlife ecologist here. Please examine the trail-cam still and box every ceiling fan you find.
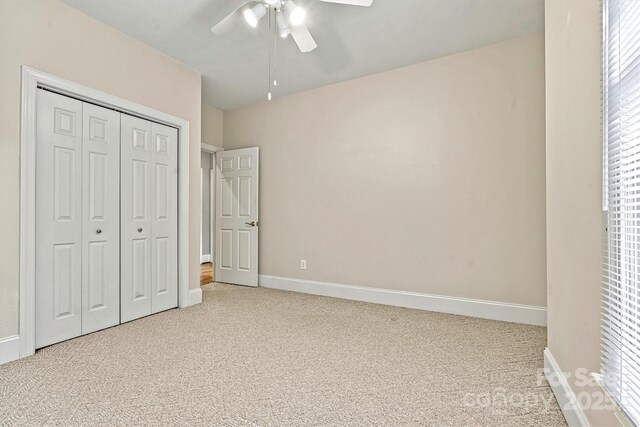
[211,0,374,53]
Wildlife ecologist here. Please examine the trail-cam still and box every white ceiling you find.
[61,0,544,110]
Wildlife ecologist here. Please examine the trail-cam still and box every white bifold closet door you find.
[35,90,121,348]
[81,103,121,334]
[120,114,178,323]
[36,89,179,348]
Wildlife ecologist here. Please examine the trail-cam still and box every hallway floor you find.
[200,262,213,286]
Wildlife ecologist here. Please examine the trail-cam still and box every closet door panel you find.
[35,90,83,348]
[82,103,121,334]
[151,123,178,313]
[121,115,153,322]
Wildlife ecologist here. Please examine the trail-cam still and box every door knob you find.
[138,228,143,233]
[96,229,102,234]
[245,221,258,227]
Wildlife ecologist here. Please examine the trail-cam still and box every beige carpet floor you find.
[0,283,566,426]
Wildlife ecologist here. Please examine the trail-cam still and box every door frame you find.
[19,66,192,359]
[200,144,223,268]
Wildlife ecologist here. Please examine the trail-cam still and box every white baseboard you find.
[187,287,203,306]
[259,275,547,326]
[0,335,20,366]
[544,348,590,427]
[200,254,211,263]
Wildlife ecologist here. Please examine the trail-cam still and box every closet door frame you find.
[19,66,197,360]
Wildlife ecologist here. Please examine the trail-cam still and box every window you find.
[603,0,640,423]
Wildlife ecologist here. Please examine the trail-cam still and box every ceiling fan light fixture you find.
[276,11,290,38]
[285,1,306,26]
[243,3,266,28]
[290,7,305,25]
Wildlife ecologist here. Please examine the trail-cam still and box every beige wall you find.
[224,33,547,306]
[0,0,203,340]
[202,103,224,147]
[545,0,618,424]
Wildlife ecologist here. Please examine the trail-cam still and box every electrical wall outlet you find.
[300,259,307,270]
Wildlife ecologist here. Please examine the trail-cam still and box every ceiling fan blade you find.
[317,0,373,6]
[291,24,317,53]
[211,1,253,35]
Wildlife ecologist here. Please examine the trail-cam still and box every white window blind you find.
[603,0,640,423]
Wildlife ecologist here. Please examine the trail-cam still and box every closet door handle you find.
[96,229,102,234]
[137,228,143,233]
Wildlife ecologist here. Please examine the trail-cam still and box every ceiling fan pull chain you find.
[274,9,278,87]
[268,6,272,101]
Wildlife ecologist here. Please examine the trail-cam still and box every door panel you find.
[36,90,83,348]
[88,153,106,220]
[156,165,168,220]
[53,147,76,220]
[215,148,259,286]
[150,122,178,313]
[53,244,76,318]
[238,230,251,271]
[121,115,153,322]
[132,239,149,300]
[156,238,169,294]
[82,102,120,334]
[87,242,107,310]
[238,177,252,217]
[220,229,233,269]
[221,178,233,217]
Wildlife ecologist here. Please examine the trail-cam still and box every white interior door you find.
[35,90,83,348]
[120,115,153,322]
[81,102,121,334]
[150,122,178,313]
[121,115,178,322]
[215,148,259,286]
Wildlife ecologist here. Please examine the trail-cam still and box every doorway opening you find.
[201,144,223,286]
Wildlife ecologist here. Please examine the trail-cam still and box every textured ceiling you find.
[61,0,544,110]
